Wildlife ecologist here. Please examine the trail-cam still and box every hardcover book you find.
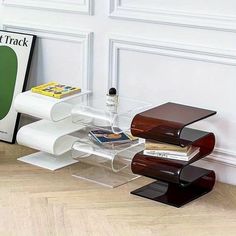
[31,82,81,99]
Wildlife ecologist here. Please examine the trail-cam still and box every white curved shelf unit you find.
[17,118,84,155]
[17,117,85,170]
[14,90,90,170]
[15,90,90,121]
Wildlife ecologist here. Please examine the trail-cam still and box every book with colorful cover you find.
[89,129,132,145]
[31,82,81,99]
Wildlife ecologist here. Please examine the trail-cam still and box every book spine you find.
[31,88,58,99]
[31,88,44,95]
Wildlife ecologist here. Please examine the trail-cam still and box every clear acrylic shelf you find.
[71,127,144,167]
[71,95,151,133]
[71,160,140,188]
[70,95,151,187]
[70,127,145,188]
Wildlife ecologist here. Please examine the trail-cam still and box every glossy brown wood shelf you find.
[130,102,216,207]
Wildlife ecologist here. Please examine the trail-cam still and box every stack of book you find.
[144,140,200,161]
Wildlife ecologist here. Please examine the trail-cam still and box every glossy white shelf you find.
[16,117,85,170]
[17,117,85,156]
[18,151,78,171]
[14,89,91,171]
[15,90,91,121]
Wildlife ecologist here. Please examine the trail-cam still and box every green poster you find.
[0,46,18,120]
[0,30,36,143]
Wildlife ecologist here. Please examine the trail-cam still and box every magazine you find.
[89,129,132,145]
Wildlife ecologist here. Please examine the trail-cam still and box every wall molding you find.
[108,34,236,173]
[109,35,236,89]
[208,149,236,167]
[2,22,93,91]
[2,0,93,14]
[109,0,236,32]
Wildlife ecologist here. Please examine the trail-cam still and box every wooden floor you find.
[1,143,236,236]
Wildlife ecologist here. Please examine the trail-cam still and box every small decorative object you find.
[106,87,118,113]
[0,30,36,143]
[31,82,81,99]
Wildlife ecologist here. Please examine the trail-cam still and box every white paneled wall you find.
[2,0,93,14]
[1,0,236,184]
[2,23,93,90]
[110,0,236,31]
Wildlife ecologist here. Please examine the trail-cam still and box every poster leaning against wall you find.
[0,30,36,143]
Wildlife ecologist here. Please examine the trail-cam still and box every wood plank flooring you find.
[1,143,236,236]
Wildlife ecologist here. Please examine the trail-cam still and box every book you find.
[31,82,81,99]
[145,146,196,157]
[145,140,190,154]
[89,129,132,145]
[143,146,200,161]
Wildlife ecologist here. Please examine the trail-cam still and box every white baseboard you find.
[195,153,236,186]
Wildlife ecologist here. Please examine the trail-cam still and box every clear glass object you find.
[71,127,145,188]
[71,94,151,133]
[70,95,151,188]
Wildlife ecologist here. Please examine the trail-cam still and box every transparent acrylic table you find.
[70,95,151,188]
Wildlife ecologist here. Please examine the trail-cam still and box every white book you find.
[143,147,200,161]
[144,145,197,157]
